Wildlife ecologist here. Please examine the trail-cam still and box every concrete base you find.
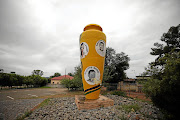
[75,95,114,110]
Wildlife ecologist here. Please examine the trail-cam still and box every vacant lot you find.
[0,88,69,120]
[0,88,68,101]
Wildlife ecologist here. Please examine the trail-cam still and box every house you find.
[51,75,74,84]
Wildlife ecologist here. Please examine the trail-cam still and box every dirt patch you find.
[125,92,151,101]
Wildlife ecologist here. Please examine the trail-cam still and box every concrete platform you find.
[75,95,114,110]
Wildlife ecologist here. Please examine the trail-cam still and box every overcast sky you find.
[0,0,180,78]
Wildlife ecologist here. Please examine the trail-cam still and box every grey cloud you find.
[0,0,179,77]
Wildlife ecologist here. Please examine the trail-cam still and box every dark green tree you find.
[150,24,180,67]
[54,72,61,77]
[103,47,130,90]
[29,75,48,87]
[32,70,43,76]
[68,72,74,76]
[103,47,130,83]
[143,24,180,119]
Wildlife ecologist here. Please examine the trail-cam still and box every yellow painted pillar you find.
[80,24,106,99]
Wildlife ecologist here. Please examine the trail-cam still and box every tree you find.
[32,70,43,76]
[24,76,34,86]
[73,65,83,90]
[143,52,180,119]
[54,72,61,77]
[150,24,180,67]
[29,75,48,87]
[143,24,180,119]
[68,72,74,76]
[61,79,72,90]
[74,65,82,80]
[103,47,130,83]
[61,65,83,90]
[0,69,4,73]
[103,47,130,90]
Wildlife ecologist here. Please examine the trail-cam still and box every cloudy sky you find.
[0,0,179,78]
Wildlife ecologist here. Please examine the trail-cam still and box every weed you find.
[133,98,152,104]
[118,104,141,113]
[16,111,32,120]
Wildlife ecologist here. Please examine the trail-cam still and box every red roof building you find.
[51,75,74,84]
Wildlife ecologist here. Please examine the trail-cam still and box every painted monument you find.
[80,24,106,99]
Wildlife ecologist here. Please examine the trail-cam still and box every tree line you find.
[0,70,48,88]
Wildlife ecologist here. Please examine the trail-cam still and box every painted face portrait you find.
[80,42,89,58]
[88,70,95,80]
[84,66,100,85]
[99,42,104,51]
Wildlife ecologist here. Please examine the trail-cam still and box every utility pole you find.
[132,70,136,78]
[65,68,66,78]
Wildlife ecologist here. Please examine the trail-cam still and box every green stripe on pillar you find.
[85,86,101,95]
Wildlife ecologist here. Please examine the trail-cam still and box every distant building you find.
[51,75,74,84]
[117,78,136,91]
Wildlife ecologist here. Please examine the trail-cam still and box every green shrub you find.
[61,77,83,90]
[111,90,127,97]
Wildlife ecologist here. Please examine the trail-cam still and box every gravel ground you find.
[25,95,164,120]
[0,98,45,120]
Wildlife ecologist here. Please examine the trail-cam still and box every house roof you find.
[51,75,74,80]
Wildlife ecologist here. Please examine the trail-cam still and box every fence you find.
[102,82,143,93]
[46,83,65,88]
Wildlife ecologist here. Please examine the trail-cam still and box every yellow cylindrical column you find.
[80,24,106,99]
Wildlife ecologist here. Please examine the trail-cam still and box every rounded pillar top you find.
[84,24,103,32]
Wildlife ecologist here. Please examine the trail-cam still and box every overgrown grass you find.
[110,90,127,97]
[117,104,141,113]
[16,111,32,120]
